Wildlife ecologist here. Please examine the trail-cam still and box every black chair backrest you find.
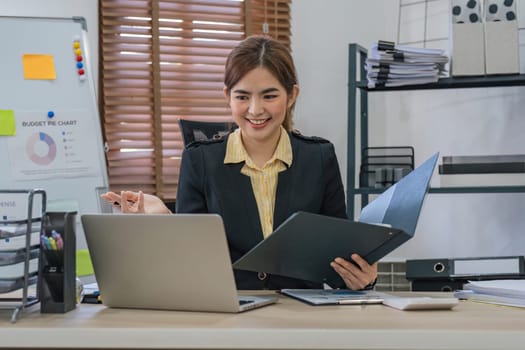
[178,119,237,146]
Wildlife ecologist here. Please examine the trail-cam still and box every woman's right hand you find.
[100,191,172,214]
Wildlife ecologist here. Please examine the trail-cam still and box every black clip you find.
[378,65,390,74]
[393,52,404,62]
[378,40,395,51]
[377,71,389,81]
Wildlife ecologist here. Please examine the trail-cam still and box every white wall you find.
[291,0,398,184]
[0,0,99,89]
[292,0,525,260]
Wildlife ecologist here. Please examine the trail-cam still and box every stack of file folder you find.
[366,40,449,88]
[454,280,525,308]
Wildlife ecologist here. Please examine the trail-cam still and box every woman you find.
[102,35,377,290]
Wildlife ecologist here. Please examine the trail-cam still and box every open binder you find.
[233,153,438,287]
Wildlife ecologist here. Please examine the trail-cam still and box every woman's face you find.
[226,67,298,145]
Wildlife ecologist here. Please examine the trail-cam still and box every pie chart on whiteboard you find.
[26,132,57,165]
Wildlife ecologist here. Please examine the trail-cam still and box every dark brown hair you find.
[224,36,298,131]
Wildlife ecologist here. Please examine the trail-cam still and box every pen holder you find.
[38,211,77,313]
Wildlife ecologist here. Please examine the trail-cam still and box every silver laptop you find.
[81,213,277,313]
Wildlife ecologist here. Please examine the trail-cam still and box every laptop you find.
[279,288,385,306]
[233,153,439,287]
[81,213,277,313]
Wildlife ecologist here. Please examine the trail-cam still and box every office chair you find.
[178,119,238,146]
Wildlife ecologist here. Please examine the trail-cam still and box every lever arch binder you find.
[406,256,525,280]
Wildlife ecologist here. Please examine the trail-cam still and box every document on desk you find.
[280,289,384,306]
[454,280,525,308]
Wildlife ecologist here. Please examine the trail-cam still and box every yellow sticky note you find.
[76,249,95,277]
[22,54,57,80]
[0,110,16,135]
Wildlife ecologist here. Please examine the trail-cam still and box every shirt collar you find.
[224,126,293,167]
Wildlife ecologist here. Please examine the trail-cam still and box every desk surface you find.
[1,292,524,350]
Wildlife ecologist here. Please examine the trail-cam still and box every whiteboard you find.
[0,16,109,249]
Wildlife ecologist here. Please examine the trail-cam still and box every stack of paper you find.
[366,40,449,88]
[454,280,525,308]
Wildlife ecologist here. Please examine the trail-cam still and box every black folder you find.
[406,256,525,280]
[233,153,439,287]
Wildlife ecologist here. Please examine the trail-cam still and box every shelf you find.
[346,43,525,217]
[354,186,525,195]
[356,74,525,91]
[0,189,46,323]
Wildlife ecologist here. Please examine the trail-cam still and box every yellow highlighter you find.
[48,236,57,250]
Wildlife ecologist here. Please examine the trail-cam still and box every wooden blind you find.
[99,0,291,200]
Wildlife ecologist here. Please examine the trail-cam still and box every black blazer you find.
[176,131,347,289]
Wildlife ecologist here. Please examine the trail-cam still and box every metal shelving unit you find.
[347,43,525,218]
[0,189,46,322]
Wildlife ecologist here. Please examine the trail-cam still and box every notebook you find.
[233,153,439,287]
[81,213,277,313]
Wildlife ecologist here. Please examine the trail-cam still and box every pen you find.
[52,230,64,250]
[40,235,52,250]
[40,235,47,250]
[48,236,57,250]
[56,235,64,250]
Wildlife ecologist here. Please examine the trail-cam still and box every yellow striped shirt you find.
[224,127,292,238]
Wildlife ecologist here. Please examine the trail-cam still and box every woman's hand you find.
[331,253,377,290]
[100,191,171,214]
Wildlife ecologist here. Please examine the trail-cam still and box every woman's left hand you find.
[331,254,378,290]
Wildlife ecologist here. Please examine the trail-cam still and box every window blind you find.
[100,0,291,200]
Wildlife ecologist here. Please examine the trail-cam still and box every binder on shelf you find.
[484,0,520,75]
[406,256,525,280]
[410,274,525,292]
[38,211,77,314]
[450,0,485,76]
[439,154,525,174]
[411,279,467,292]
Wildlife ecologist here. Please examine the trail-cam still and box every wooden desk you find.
[1,292,524,350]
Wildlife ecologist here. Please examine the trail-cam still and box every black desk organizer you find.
[38,211,77,313]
